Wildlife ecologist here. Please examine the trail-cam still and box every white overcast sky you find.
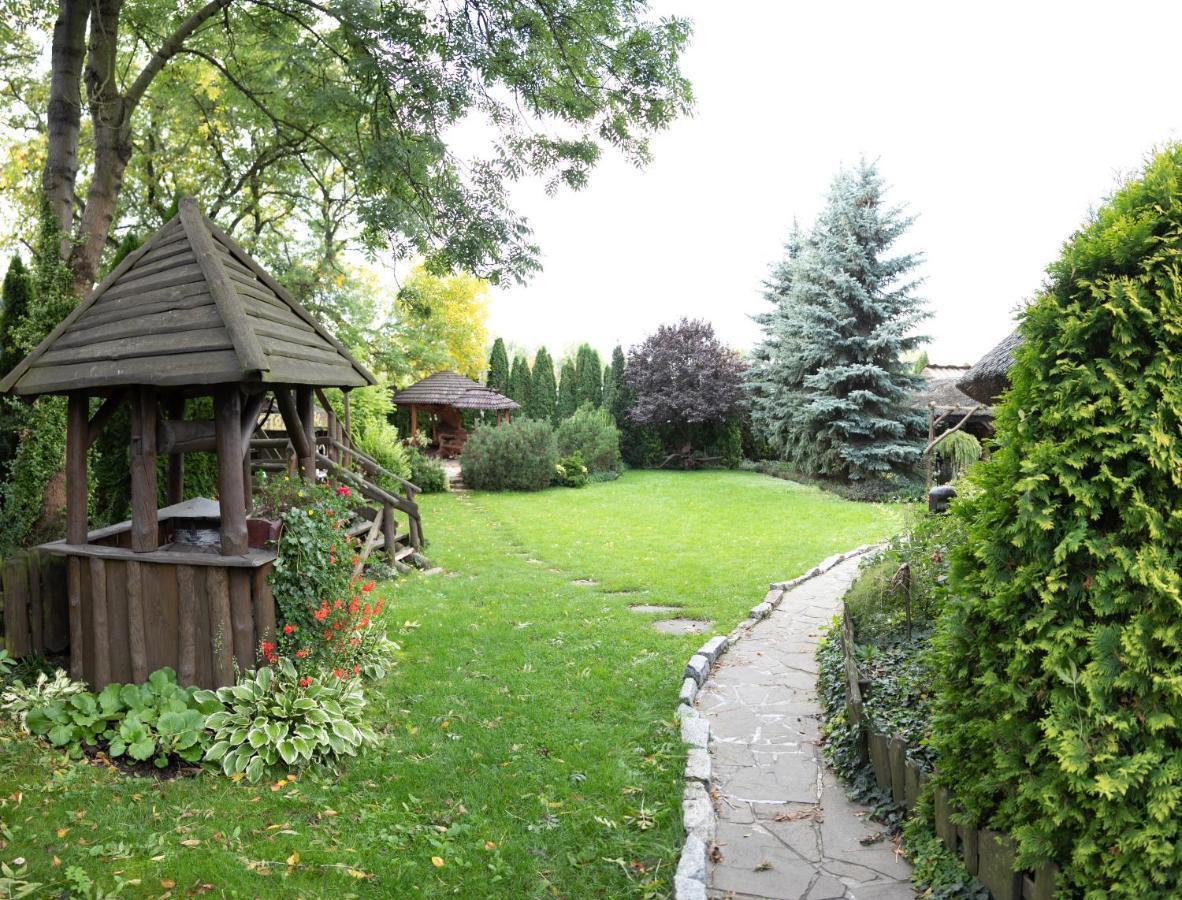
[479,0,1182,365]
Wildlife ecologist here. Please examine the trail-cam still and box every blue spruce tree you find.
[750,161,928,482]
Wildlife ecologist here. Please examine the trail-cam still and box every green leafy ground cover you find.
[0,470,900,897]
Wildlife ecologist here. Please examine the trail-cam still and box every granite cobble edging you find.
[671,545,878,900]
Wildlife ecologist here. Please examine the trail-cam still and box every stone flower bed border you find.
[671,545,875,900]
[834,591,1060,900]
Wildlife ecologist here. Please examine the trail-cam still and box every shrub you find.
[407,445,448,493]
[26,668,209,767]
[931,146,1182,895]
[460,418,556,491]
[555,405,620,474]
[555,452,588,488]
[1,668,85,732]
[198,658,375,783]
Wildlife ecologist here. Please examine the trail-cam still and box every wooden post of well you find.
[215,387,249,556]
[166,394,185,505]
[410,403,417,439]
[130,386,159,552]
[296,385,316,481]
[342,389,352,468]
[66,392,88,680]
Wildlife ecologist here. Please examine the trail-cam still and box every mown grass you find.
[0,470,903,898]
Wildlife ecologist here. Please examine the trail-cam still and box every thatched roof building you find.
[911,368,994,438]
[957,330,1022,405]
[392,371,518,412]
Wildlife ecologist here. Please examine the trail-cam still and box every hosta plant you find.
[0,668,85,733]
[25,667,208,767]
[197,657,376,783]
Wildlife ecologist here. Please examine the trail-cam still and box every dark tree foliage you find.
[749,160,928,482]
[528,346,557,423]
[573,344,603,407]
[508,353,531,409]
[486,338,510,394]
[626,318,745,440]
[0,256,32,376]
[932,146,1182,896]
[557,358,577,420]
[601,362,616,417]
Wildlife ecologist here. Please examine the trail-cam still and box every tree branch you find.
[124,0,234,110]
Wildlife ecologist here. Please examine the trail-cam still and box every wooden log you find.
[205,567,235,685]
[176,565,198,686]
[933,785,958,849]
[296,385,315,480]
[66,393,89,544]
[274,387,311,460]
[888,737,907,805]
[130,386,159,552]
[1029,864,1058,900]
[959,821,979,875]
[342,390,352,468]
[3,555,31,657]
[88,557,111,687]
[166,396,185,504]
[353,510,385,579]
[867,731,891,791]
[229,570,255,672]
[384,502,398,566]
[40,553,69,653]
[252,567,276,651]
[126,561,149,683]
[215,387,249,556]
[67,558,83,679]
[27,551,42,654]
[157,418,217,454]
[977,829,1021,900]
[903,761,921,811]
[85,389,126,446]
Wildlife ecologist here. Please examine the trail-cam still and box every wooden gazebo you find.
[392,371,517,457]
[0,197,378,689]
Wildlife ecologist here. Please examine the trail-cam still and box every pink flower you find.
[336,485,351,497]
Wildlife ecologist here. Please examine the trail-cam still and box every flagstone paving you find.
[700,555,914,900]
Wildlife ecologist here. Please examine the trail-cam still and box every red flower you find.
[334,598,343,609]
[296,648,310,659]
[362,581,376,593]
[299,676,312,687]
[284,623,296,634]
[333,667,345,678]
[314,606,329,622]
[353,664,360,675]
[332,622,342,631]
[335,485,351,497]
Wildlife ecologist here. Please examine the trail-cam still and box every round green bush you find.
[460,418,556,491]
[556,404,620,475]
[931,146,1182,896]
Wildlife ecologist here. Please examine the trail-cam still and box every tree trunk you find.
[42,0,90,254]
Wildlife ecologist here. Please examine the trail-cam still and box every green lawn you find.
[0,470,902,898]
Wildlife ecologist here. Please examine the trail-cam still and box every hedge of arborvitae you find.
[931,146,1182,896]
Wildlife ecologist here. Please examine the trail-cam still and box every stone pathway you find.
[699,555,914,900]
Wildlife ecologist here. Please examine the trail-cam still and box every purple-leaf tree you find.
[626,319,746,454]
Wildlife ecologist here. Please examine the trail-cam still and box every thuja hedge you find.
[931,146,1182,896]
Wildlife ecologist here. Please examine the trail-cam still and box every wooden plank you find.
[933,785,957,849]
[40,553,69,653]
[0,214,178,393]
[179,198,268,375]
[67,557,83,679]
[130,387,159,552]
[67,394,88,544]
[261,337,348,367]
[104,261,205,294]
[77,284,212,327]
[903,761,921,811]
[977,829,1021,900]
[264,355,369,388]
[205,567,235,686]
[241,295,316,331]
[1029,864,1058,900]
[147,564,179,675]
[38,540,275,568]
[158,418,217,454]
[252,566,276,651]
[959,821,979,875]
[59,305,224,349]
[205,218,376,386]
[252,317,330,350]
[89,557,111,688]
[126,560,149,683]
[126,241,196,275]
[176,565,198,686]
[3,556,31,657]
[296,386,315,481]
[229,570,255,672]
[104,560,131,684]
[353,511,385,578]
[19,350,244,394]
[166,395,185,505]
[867,731,891,791]
[27,552,42,653]
[39,326,233,366]
[216,387,249,556]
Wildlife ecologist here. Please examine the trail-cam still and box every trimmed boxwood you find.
[460,418,557,491]
[931,145,1182,896]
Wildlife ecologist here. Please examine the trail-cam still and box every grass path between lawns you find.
[0,470,903,898]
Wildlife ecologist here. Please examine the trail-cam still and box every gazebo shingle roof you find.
[957,330,1022,405]
[392,371,518,411]
[0,198,375,396]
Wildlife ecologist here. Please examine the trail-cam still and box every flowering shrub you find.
[197,657,375,783]
[554,452,589,488]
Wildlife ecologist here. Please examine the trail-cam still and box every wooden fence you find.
[0,549,69,658]
[838,605,1059,900]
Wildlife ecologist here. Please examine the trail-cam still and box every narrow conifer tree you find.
[508,354,531,409]
[608,345,629,422]
[749,161,928,482]
[529,347,558,423]
[557,359,578,420]
[0,256,32,376]
[486,338,510,394]
[574,344,602,407]
[601,362,616,416]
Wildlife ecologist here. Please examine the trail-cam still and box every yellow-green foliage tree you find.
[386,266,490,382]
[932,145,1182,896]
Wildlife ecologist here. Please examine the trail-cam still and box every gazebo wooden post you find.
[342,389,352,467]
[215,386,248,556]
[296,385,316,481]
[65,392,88,680]
[166,394,185,505]
[410,403,417,439]
[129,386,159,552]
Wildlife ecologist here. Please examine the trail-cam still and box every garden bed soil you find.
[81,742,201,781]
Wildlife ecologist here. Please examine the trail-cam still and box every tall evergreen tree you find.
[601,362,616,417]
[749,161,928,482]
[0,256,32,377]
[557,359,578,420]
[608,345,629,423]
[508,354,532,409]
[529,347,558,423]
[574,344,603,407]
[486,338,510,394]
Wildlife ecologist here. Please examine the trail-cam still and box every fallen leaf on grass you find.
[431,856,445,868]
[160,879,176,889]
[286,851,300,866]
[484,841,497,851]
[179,839,201,847]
